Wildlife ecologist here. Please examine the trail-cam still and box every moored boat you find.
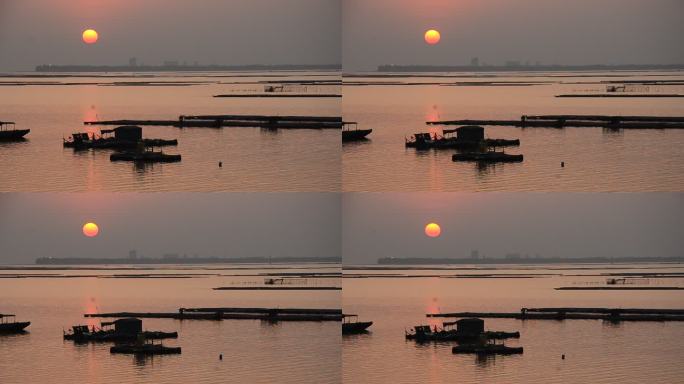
[110,335,181,355]
[0,122,30,141]
[64,318,177,342]
[342,314,373,334]
[406,126,520,150]
[64,126,177,150]
[342,122,372,141]
[0,314,30,334]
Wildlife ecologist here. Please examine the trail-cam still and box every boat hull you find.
[342,129,372,141]
[0,129,30,141]
[110,152,181,163]
[342,321,373,334]
[0,321,30,333]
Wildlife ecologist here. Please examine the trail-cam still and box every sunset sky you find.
[343,193,683,264]
[0,193,341,264]
[343,0,684,70]
[0,0,341,71]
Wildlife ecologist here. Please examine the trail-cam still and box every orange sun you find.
[82,222,99,237]
[425,222,441,238]
[82,29,99,44]
[424,29,441,45]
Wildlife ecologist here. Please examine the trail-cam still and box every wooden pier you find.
[85,114,342,129]
[427,307,684,322]
[85,307,342,322]
[427,115,684,129]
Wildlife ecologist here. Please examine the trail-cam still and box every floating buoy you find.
[561,161,565,168]
[219,161,223,168]
[562,354,565,360]
[219,353,223,360]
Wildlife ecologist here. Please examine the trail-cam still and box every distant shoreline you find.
[377,64,684,72]
[35,64,341,73]
[35,257,341,265]
[377,257,683,265]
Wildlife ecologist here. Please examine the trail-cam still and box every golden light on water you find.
[424,222,441,238]
[424,29,441,45]
[82,222,99,237]
[82,29,99,44]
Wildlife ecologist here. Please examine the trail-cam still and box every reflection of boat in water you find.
[452,151,523,163]
[0,314,30,334]
[64,318,177,342]
[342,122,372,141]
[406,126,519,150]
[64,126,177,150]
[452,343,523,355]
[406,318,519,342]
[0,122,30,141]
[342,315,373,334]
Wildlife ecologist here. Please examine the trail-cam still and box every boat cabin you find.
[0,121,16,131]
[455,318,485,335]
[455,126,484,141]
[343,122,358,131]
[0,314,17,324]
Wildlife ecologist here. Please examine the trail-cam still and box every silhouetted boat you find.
[452,151,523,163]
[342,122,372,141]
[342,315,373,334]
[64,318,177,342]
[64,126,177,150]
[0,314,30,333]
[406,126,519,150]
[406,318,519,342]
[0,122,30,141]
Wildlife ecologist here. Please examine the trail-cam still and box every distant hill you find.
[36,256,341,265]
[35,64,341,73]
[377,64,684,72]
[377,256,683,265]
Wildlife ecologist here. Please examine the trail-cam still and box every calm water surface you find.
[343,71,684,191]
[0,264,341,384]
[343,264,684,384]
[0,71,340,191]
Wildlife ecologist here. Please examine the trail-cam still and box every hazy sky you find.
[343,0,684,71]
[343,193,683,265]
[0,0,341,71]
[0,193,340,264]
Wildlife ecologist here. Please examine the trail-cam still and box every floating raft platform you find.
[428,115,684,129]
[110,151,181,163]
[452,152,523,163]
[110,344,181,355]
[452,344,523,355]
[85,114,342,130]
[85,307,342,322]
[212,286,341,290]
[214,94,341,98]
[428,307,684,321]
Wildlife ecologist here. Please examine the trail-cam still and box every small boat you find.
[342,122,372,141]
[406,319,520,342]
[342,315,373,334]
[64,126,177,150]
[407,126,520,150]
[0,121,30,141]
[452,151,523,163]
[110,147,181,163]
[0,314,30,334]
[452,343,523,355]
[64,318,177,342]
